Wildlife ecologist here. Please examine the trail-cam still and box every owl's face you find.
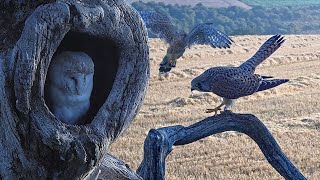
[59,71,94,101]
[47,51,94,105]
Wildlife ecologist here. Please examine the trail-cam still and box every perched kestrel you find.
[139,11,233,74]
[191,35,288,114]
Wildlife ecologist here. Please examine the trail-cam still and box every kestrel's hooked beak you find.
[191,85,198,95]
[191,82,201,92]
[189,87,194,96]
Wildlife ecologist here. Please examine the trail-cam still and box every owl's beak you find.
[72,74,87,95]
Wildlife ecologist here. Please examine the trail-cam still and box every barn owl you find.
[139,11,234,74]
[191,35,288,114]
[46,51,94,125]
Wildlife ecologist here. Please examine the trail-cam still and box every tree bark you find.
[137,112,307,180]
[0,0,149,179]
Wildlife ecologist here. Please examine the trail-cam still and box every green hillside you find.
[133,2,320,36]
[240,0,320,7]
[127,0,251,9]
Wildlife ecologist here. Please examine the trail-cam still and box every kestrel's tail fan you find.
[240,34,285,72]
[256,79,289,92]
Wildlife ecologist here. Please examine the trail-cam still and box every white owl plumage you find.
[46,51,94,125]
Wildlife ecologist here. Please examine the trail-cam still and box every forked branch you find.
[137,112,306,180]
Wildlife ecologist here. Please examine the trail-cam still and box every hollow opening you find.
[44,31,119,124]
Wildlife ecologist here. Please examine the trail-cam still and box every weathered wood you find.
[85,153,142,180]
[0,0,149,179]
[0,0,55,51]
[137,112,306,180]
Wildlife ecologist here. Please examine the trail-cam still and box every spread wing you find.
[139,11,181,45]
[187,23,233,49]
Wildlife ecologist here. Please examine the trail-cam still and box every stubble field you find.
[110,35,320,179]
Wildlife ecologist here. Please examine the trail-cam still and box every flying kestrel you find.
[191,34,288,114]
[139,11,233,74]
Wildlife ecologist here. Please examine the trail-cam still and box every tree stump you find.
[0,0,148,179]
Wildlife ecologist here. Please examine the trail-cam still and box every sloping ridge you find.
[127,0,251,9]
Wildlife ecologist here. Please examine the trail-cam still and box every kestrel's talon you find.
[221,110,233,114]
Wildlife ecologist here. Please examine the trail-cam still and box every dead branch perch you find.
[137,112,306,180]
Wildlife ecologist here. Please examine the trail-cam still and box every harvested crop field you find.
[110,35,320,179]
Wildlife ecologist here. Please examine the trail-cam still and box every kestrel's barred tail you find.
[257,79,289,92]
[240,34,285,72]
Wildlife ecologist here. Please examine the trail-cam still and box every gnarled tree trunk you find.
[0,0,148,179]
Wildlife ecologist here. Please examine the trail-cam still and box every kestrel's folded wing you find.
[186,23,233,49]
[210,70,261,99]
[256,79,289,92]
[139,11,181,45]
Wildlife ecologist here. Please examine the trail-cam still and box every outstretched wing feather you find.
[187,23,233,48]
[139,11,181,45]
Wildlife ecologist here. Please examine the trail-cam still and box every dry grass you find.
[110,35,320,179]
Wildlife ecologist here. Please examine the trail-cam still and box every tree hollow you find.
[45,31,120,124]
